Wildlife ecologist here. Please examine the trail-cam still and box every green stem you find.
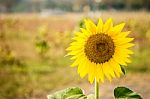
[95,79,99,99]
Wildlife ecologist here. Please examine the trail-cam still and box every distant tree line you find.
[0,0,150,13]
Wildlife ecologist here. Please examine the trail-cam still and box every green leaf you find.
[120,65,126,75]
[114,87,142,99]
[47,87,88,99]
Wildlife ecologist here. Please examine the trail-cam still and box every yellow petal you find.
[78,58,86,74]
[71,58,80,67]
[102,62,116,81]
[113,23,125,33]
[115,51,130,59]
[84,19,97,34]
[97,64,104,83]
[115,48,134,55]
[117,43,135,48]
[118,31,131,38]
[74,31,83,36]
[113,54,127,66]
[109,59,122,77]
[66,45,84,51]
[107,62,116,78]
[80,28,92,36]
[103,18,113,33]
[88,62,96,83]
[70,41,85,46]
[70,52,84,60]
[97,18,103,33]
[80,59,89,78]
[111,31,130,40]
[95,64,100,82]
[67,49,83,55]
[124,58,132,63]
[114,38,134,45]
[109,23,125,36]
[114,52,131,64]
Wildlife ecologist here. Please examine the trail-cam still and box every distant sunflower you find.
[66,18,134,83]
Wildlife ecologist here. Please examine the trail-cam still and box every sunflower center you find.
[96,43,106,52]
[84,34,115,64]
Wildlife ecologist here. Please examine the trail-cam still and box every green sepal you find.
[120,65,126,75]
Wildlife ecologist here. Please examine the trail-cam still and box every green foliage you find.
[146,30,150,41]
[35,25,50,58]
[125,18,150,72]
[79,19,85,28]
[114,87,142,99]
[35,40,49,56]
[0,18,21,65]
[0,47,15,65]
[48,87,94,99]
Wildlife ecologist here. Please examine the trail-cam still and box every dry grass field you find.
[0,12,150,99]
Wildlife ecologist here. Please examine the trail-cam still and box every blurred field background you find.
[0,0,150,99]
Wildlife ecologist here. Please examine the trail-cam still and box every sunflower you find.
[66,18,134,83]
